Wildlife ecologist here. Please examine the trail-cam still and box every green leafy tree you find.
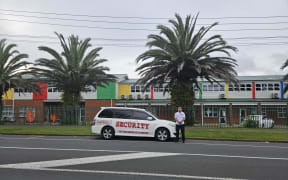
[136,14,238,125]
[32,33,115,106]
[0,39,39,120]
[32,33,115,124]
[136,13,238,106]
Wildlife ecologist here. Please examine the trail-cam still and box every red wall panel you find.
[33,82,47,100]
[252,82,255,99]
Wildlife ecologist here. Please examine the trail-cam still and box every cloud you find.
[236,50,288,76]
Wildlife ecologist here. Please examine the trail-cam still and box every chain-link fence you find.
[0,105,100,126]
[1,104,288,128]
[118,104,288,129]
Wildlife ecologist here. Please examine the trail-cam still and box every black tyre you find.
[155,128,170,142]
[101,126,114,140]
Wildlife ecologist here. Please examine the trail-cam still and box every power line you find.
[1,18,288,32]
[0,8,288,20]
[2,33,288,42]
[2,12,288,26]
[5,39,288,47]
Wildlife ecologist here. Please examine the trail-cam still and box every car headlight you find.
[169,123,176,127]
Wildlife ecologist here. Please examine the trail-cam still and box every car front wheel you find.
[101,126,114,140]
[155,128,170,142]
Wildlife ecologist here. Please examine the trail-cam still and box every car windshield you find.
[145,110,158,119]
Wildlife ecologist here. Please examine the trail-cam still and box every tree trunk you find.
[0,91,3,123]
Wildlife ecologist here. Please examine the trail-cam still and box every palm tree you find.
[136,13,238,106]
[281,60,288,92]
[32,33,115,106]
[0,39,39,120]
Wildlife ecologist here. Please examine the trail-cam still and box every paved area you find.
[0,135,288,180]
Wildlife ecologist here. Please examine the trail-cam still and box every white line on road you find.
[0,152,179,169]
[1,136,288,149]
[1,146,288,161]
[15,167,248,180]
[0,146,141,153]
[185,142,288,149]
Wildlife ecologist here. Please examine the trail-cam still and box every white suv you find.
[250,115,275,128]
[91,107,176,141]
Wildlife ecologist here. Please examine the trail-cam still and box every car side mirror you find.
[147,116,153,120]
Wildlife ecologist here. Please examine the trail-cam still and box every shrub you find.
[243,117,259,128]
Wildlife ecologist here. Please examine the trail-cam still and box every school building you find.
[2,74,288,126]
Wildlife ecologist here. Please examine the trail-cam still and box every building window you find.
[204,107,218,118]
[2,106,13,118]
[262,84,267,91]
[213,84,219,91]
[153,86,159,92]
[207,84,213,91]
[140,86,145,92]
[135,86,140,92]
[274,83,280,91]
[14,88,32,93]
[19,107,36,117]
[80,107,85,122]
[262,107,266,116]
[256,84,261,91]
[268,84,274,91]
[278,107,287,118]
[220,85,225,91]
[240,84,246,91]
[203,85,207,91]
[131,86,135,92]
[146,86,151,92]
[228,84,233,91]
[159,85,164,92]
[246,84,252,91]
[234,84,239,91]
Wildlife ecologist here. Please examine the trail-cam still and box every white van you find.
[250,115,274,128]
[91,107,176,141]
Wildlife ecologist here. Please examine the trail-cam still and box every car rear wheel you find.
[155,128,170,142]
[101,126,114,140]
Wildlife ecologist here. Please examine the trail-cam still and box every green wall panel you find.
[97,82,116,99]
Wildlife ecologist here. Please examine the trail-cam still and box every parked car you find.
[91,107,176,141]
[250,115,274,128]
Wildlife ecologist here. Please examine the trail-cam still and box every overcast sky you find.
[0,0,288,78]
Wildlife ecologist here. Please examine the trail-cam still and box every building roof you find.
[119,75,285,84]
[116,98,288,104]
[119,79,138,84]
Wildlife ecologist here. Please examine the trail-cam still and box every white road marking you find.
[0,146,141,153]
[182,153,288,161]
[0,146,288,161]
[7,167,248,180]
[185,142,288,149]
[0,152,179,169]
[1,136,288,149]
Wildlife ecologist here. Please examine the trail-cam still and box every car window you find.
[131,110,153,120]
[112,109,133,119]
[98,109,113,118]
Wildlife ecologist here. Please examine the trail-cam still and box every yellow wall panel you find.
[225,83,229,99]
[118,84,130,99]
[2,88,13,100]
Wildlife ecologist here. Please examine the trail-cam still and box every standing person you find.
[174,106,185,143]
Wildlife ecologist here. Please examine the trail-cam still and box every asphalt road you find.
[0,135,287,180]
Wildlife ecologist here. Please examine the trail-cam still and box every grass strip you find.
[0,127,288,141]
